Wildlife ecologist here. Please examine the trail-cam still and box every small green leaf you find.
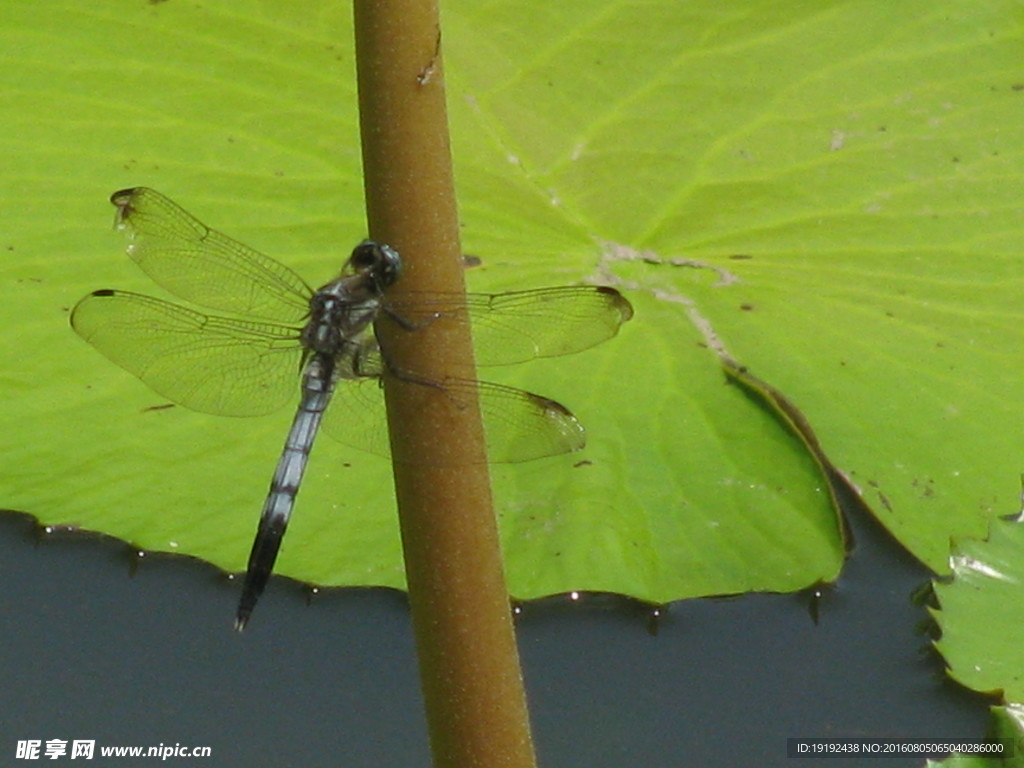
[933,519,1024,699]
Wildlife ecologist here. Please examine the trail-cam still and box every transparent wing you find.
[476,380,586,462]
[381,285,634,366]
[322,352,585,463]
[110,187,312,322]
[71,290,303,416]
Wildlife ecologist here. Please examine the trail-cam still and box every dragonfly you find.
[71,188,634,630]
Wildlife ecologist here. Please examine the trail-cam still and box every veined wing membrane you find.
[322,345,585,463]
[473,379,585,462]
[71,290,302,416]
[382,285,634,366]
[111,187,312,323]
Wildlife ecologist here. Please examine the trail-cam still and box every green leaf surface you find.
[933,519,1024,699]
[3,0,1021,600]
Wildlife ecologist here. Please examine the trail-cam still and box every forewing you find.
[71,290,302,416]
[111,187,312,322]
[382,285,633,366]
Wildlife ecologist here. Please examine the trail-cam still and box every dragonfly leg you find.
[380,305,443,332]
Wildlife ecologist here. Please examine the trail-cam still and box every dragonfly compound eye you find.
[348,241,402,289]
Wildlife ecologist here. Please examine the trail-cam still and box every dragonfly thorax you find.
[301,290,381,359]
[299,240,401,358]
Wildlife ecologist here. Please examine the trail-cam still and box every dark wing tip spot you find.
[529,393,587,453]
[110,187,141,208]
[596,286,635,323]
[110,187,147,227]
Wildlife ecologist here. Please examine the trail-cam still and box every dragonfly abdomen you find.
[235,355,337,630]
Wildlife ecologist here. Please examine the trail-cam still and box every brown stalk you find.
[353,3,538,767]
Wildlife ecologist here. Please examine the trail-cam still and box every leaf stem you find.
[353,3,538,767]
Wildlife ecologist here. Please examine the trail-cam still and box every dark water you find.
[0,490,989,768]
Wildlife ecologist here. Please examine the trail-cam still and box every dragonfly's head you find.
[347,240,402,293]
